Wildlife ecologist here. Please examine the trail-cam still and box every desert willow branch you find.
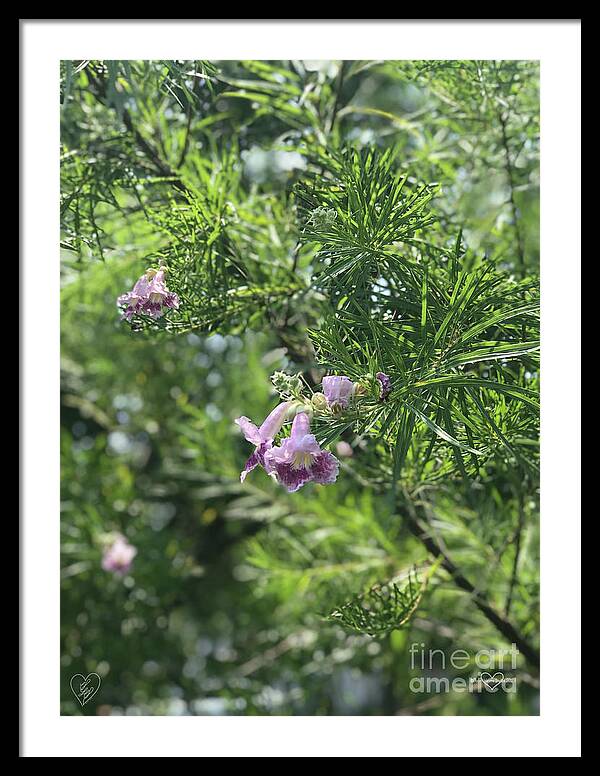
[403,509,539,670]
[86,66,189,195]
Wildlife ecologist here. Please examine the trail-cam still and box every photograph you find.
[20,18,581,758]
[59,56,541,716]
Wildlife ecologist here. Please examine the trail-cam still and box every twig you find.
[505,490,525,616]
[176,60,197,169]
[327,60,348,135]
[237,630,315,677]
[499,111,526,276]
[176,101,194,169]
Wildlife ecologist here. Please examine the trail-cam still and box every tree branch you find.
[86,66,189,195]
[403,506,539,669]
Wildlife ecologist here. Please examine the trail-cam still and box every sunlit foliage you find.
[61,60,540,716]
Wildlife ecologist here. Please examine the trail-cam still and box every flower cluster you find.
[270,371,305,400]
[236,370,391,493]
[236,401,339,493]
[117,268,180,321]
[101,534,137,576]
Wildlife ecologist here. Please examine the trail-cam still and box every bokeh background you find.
[61,60,540,715]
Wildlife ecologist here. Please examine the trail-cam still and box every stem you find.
[176,102,193,169]
[505,490,525,616]
[499,112,526,276]
[177,60,197,169]
[328,60,348,135]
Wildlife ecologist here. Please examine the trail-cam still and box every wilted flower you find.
[322,375,354,410]
[376,372,392,400]
[235,401,294,482]
[263,412,339,493]
[117,268,180,321]
[102,534,137,576]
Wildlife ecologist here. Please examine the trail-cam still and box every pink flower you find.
[235,402,294,482]
[322,375,354,409]
[263,412,339,493]
[102,534,137,576]
[336,441,353,457]
[117,269,180,321]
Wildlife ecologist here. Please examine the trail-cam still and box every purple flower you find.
[376,372,392,401]
[322,375,354,409]
[117,269,180,321]
[235,401,293,482]
[102,534,137,576]
[263,412,339,493]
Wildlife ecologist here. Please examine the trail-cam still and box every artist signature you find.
[69,673,101,706]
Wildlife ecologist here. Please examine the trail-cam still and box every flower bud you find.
[376,372,392,401]
[307,206,337,228]
[270,371,304,400]
[290,401,314,420]
[311,392,329,411]
[322,376,353,409]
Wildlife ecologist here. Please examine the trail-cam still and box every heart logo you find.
[70,673,101,707]
[480,671,504,692]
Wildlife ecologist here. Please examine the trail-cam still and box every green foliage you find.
[60,59,540,716]
[295,147,539,488]
[329,566,435,636]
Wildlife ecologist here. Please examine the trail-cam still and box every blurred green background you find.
[61,60,539,715]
